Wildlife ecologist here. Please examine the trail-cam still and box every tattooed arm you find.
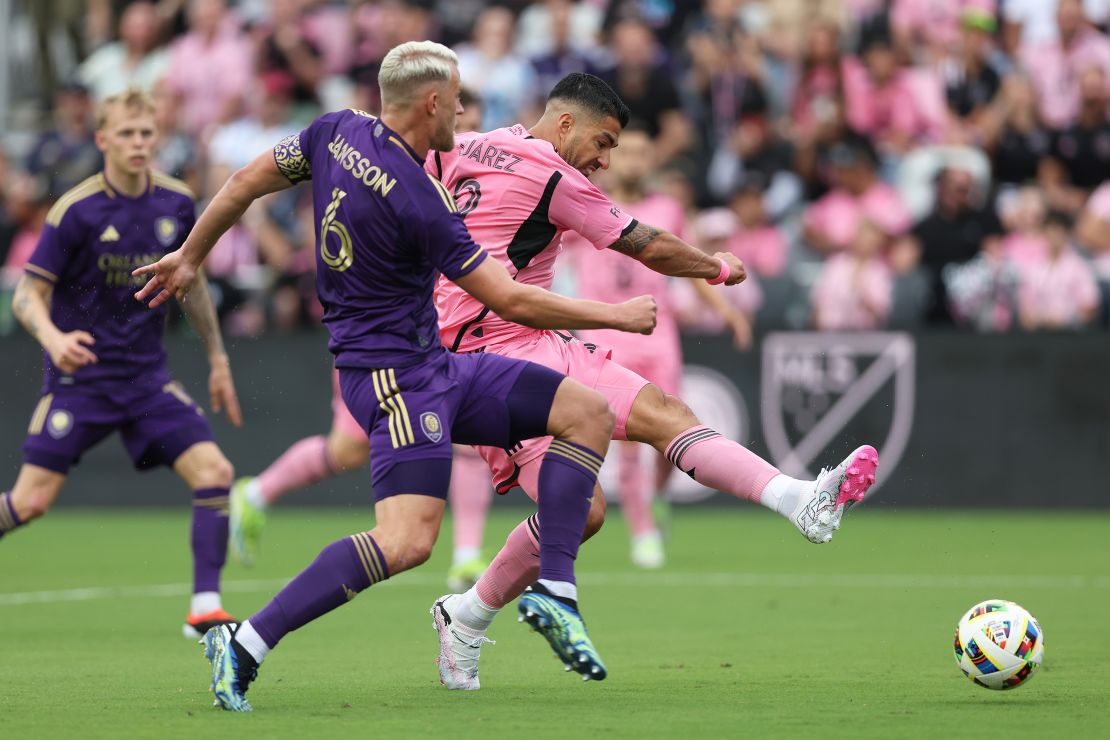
[180,270,242,426]
[12,274,98,374]
[608,221,747,285]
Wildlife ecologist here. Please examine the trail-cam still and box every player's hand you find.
[616,295,657,335]
[208,354,243,428]
[132,250,197,309]
[46,330,98,374]
[713,252,747,286]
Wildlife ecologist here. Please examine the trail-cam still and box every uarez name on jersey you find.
[429,124,635,352]
[272,108,487,369]
[24,171,196,390]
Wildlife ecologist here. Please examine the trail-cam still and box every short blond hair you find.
[96,87,157,130]
[378,41,458,107]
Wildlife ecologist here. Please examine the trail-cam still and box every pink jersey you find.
[428,124,634,352]
[563,192,684,349]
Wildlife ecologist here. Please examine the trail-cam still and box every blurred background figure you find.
[77,1,170,100]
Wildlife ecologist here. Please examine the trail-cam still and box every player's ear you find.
[558,111,575,134]
[94,129,108,154]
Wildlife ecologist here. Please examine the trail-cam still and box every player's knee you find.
[583,494,607,541]
[195,453,235,489]
[573,390,615,437]
[660,393,698,427]
[330,438,369,472]
[16,484,56,520]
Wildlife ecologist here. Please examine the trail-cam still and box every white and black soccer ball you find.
[953,599,1044,690]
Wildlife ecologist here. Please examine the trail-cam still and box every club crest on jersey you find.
[420,412,443,443]
[760,332,915,501]
[155,217,178,247]
[47,410,73,439]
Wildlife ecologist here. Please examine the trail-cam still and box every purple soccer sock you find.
[191,487,230,597]
[0,491,24,538]
[249,532,389,649]
[536,440,604,584]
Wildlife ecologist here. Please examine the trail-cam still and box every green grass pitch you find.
[3,507,1108,739]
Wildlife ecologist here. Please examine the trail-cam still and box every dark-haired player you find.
[428,72,881,689]
[1,88,242,639]
[135,42,657,710]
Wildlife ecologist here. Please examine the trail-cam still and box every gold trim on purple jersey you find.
[24,263,59,283]
[371,369,415,448]
[45,175,106,227]
[274,133,312,184]
[350,531,385,583]
[547,439,603,476]
[152,171,195,200]
[27,394,54,435]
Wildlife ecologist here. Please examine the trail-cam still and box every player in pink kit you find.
[564,125,754,569]
[227,90,495,592]
[430,73,881,690]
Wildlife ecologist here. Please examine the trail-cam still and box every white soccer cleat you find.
[789,445,879,544]
[630,531,665,569]
[430,594,494,691]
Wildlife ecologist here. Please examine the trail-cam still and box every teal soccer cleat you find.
[518,583,607,682]
[202,624,257,712]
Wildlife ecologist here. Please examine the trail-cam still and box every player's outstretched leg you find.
[205,491,442,710]
[626,385,879,544]
[231,425,369,566]
[175,443,238,638]
[0,465,66,540]
[445,445,492,592]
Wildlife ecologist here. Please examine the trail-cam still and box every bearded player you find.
[0,88,242,639]
[429,73,880,690]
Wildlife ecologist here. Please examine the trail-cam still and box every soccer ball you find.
[953,599,1044,690]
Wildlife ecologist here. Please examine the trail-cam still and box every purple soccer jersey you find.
[25,171,195,391]
[272,109,487,369]
[20,171,214,473]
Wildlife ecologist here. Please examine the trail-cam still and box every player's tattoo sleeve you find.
[12,274,54,344]
[180,270,227,358]
[607,220,662,257]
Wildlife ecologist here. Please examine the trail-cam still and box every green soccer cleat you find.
[229,477,265,567]
[201,624,257,712]
[518,583,607,682]
[446,556,489,593]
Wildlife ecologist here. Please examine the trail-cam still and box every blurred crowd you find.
[3,0,1110,339]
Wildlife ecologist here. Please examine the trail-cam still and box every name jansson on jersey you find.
[327,135,397,197]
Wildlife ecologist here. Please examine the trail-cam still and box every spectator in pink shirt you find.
[891,0,995,58]
[1019,0,1110,129]
[163,0,253,137]
[1039,66,1110,216]
[803,136,912,252]
[811,219,894,330]
[725,180,788,277]
[1001,186,1051,267]
[841,35,945,154]
[1018,211,1100,329]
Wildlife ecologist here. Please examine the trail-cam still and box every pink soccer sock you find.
[449,448,493,553]
[256,435,336,504]
[475,513,541,609]
[617,442,655,537]
[664,425,780,504]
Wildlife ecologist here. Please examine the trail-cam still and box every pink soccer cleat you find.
[789,445,879,544]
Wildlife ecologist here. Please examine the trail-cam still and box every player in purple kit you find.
[0,88,243,639]
[134,41,657,710]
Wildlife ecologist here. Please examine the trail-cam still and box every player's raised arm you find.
[452,254,657,334]
[133,148,295,308]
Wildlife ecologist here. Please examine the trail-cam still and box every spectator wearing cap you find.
[905,166,1005,324]
[803,136,912,253]
[811,218,894,330]
[841,34,946,155]
[25,82,102,199]
[1039,66,1110,215]
[724,179,788,278]
[163,0,253,137]
[1019,0,1110,129]
[1017,211,1100,329]
[940,9,1003,141]
[77,1,170,100]
[602,17,692,167]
